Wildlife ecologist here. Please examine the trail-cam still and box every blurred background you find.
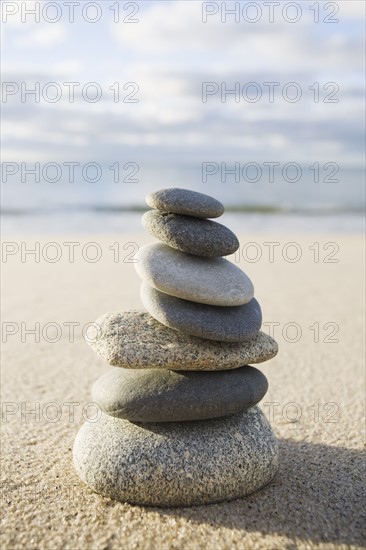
[1,0,365,234]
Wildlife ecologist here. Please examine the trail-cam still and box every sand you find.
[1,233,365,550]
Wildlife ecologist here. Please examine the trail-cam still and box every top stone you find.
[146,188,224,219]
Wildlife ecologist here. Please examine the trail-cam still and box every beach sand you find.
[1,233,365,550]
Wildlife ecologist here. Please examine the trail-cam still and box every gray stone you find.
[73,406,278,507]
[87,311,278,370]
[141,283,262,342]
[134,243,254,306]
[146,188,224,218]
[92,366,268,422]
[142,210,239,257]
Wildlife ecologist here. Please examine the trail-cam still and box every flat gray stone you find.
[142,210,239,257]
[87,311,278,370]
[141,283,262,342]
[92,366,268,422]
[73,406,278,507]
[146,188,224,218]
[135,243,254,306]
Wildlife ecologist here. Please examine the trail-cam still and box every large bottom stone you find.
[73,407,278,507]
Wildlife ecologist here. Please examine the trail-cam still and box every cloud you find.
[341,0,366,18]
[28,25,66,46]
[1,1,364,168]
[112,1,364,73]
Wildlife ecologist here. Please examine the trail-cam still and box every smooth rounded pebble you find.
[87,311,278,370]
[142,210,239,257]
[73,406,278,507]
[146,188,224,218]
[92,366,268,422]
[135,243,254,306]
[141,283,262,342]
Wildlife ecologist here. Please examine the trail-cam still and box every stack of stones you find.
[73,188,279,507]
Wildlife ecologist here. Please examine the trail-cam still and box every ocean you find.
[1,163,364,234]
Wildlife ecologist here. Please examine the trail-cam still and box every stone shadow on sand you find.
[156,438,366,547]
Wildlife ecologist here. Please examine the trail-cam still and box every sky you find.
[1,0,365,172]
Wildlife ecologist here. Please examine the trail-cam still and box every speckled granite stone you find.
[141,283,262,342]
[87,311,277,370]
[142,210,239,257]
[92,366,268,422]
[73,406,278,507]
[146,188,224,218]
[135,243,254,306]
